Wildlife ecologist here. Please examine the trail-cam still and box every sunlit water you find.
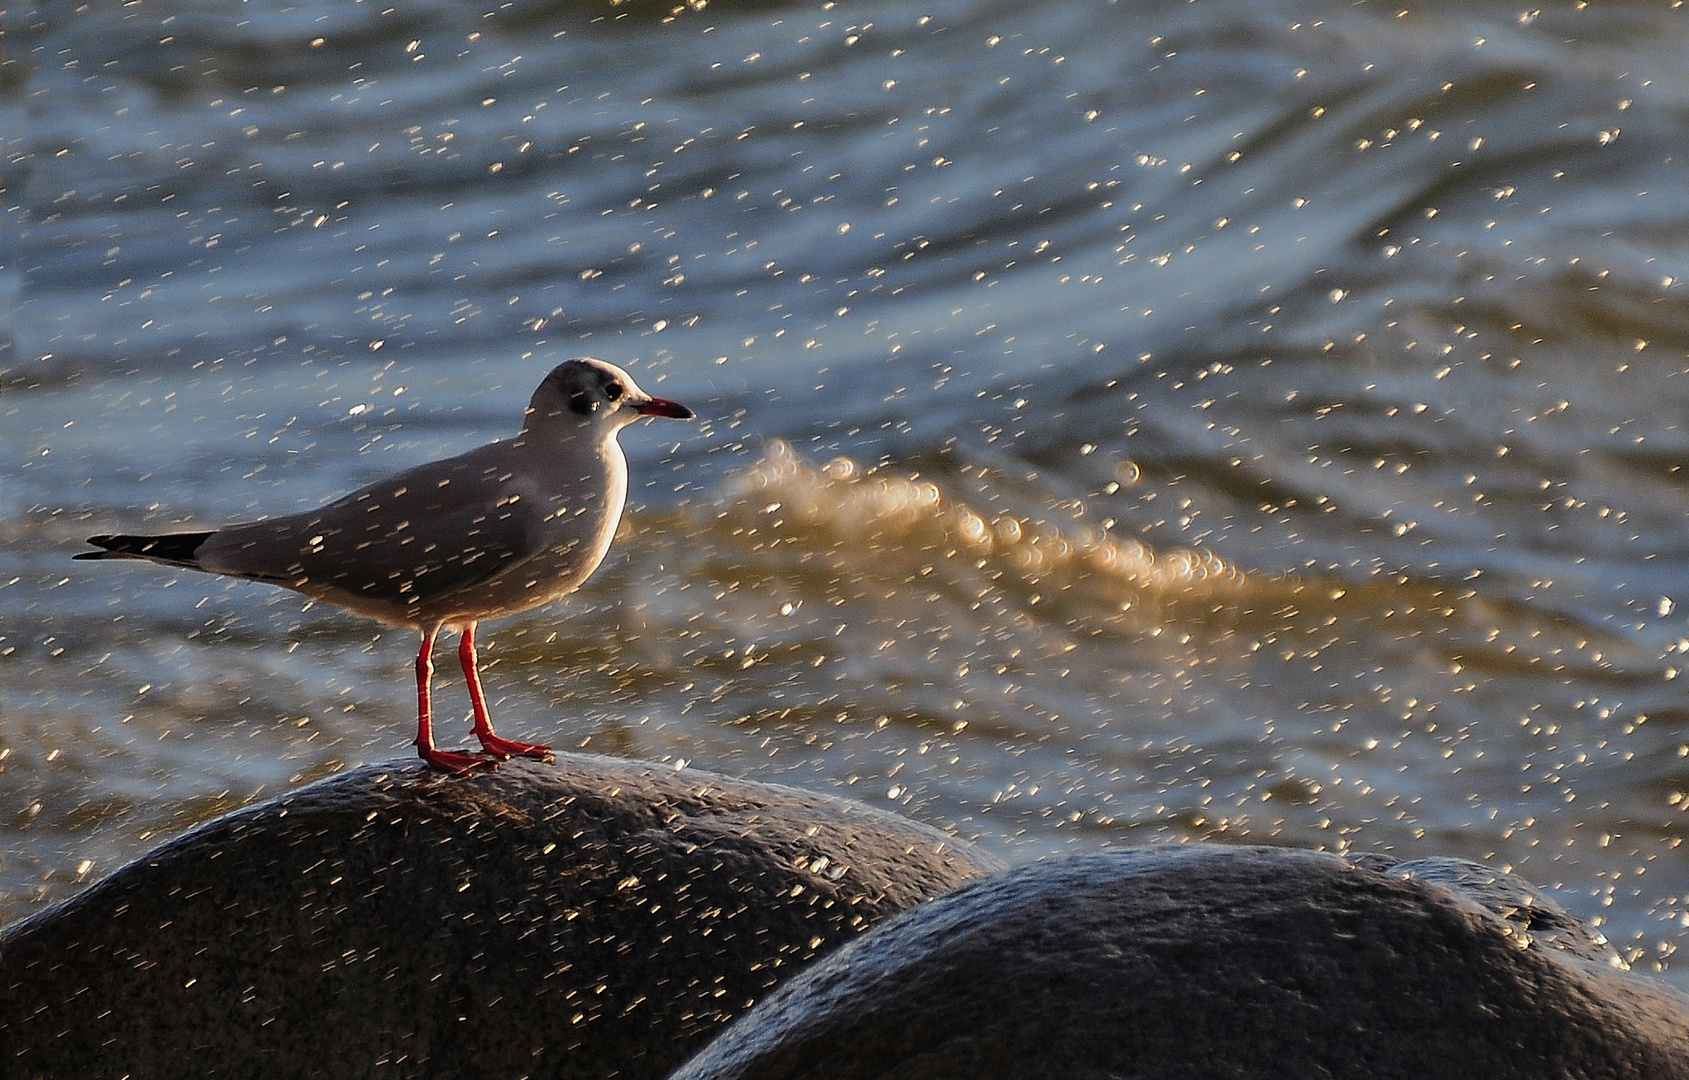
[4,0,1689,987]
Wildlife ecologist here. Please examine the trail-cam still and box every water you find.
[4,0,1689,985]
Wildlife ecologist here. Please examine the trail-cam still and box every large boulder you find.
[0,754,1001,1079]
[669,845,1689,1080]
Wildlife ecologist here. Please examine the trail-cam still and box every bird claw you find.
[419,746,502,774]
[475,733,554,762]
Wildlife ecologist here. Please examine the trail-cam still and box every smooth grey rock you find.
[669,845,1689,1080]
[0,754,1002,1080]
[1368,854,1624,970]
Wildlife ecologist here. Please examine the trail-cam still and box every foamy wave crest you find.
[720,440,1242,604]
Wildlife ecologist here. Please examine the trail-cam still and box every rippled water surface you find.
[5,0,1689,985]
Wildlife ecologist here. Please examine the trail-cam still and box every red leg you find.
[415,626,496,774]
[460,623,552,761]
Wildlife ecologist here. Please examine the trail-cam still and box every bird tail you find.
[75,532,214,568]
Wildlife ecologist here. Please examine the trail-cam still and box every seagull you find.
[76,357,694,773]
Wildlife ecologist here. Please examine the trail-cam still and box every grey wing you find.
[198,472,535,615]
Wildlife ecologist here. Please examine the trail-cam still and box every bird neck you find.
[511,418,627,495]
[517,406,614,445]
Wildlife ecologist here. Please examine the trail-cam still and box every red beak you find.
[634,395,694,420]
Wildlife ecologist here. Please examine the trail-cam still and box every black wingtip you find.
[76,532,214,564]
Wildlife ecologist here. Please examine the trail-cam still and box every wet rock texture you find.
[0,755,1001,1080]
[671,845,1689,1080]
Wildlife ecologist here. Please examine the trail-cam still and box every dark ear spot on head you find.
[569,387,599,416]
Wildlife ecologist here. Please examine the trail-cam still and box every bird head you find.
[525,357,694,436]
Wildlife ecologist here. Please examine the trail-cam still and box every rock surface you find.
[1358,853,1626,969]
[0,754,1001,1080]
[670,845,1689,1080]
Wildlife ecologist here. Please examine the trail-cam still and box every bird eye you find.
[604,381,624,401]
